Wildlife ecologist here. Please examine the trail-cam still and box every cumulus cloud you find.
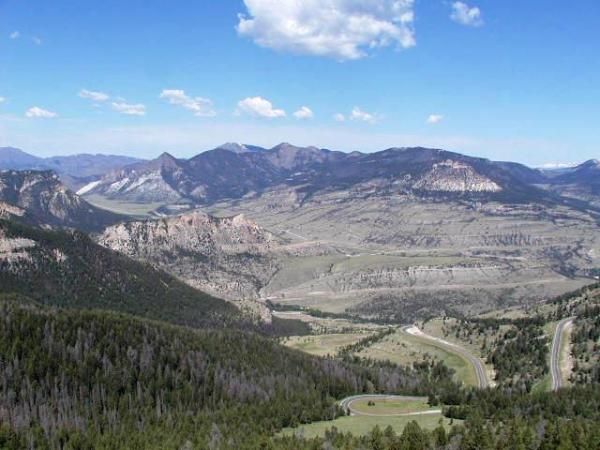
[237,0,416,60]
[112,102,146,116]
[9,31,20,40]
[451,2,483,27]
[333,113,346,122]
[25,106,57,119]
[427,114,444,124]
[350,107,377,124]
[237,96,286,118]
[160,89,216,117]
[79,89,110,102]
[293,106,314,120]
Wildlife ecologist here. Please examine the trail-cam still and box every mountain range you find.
[76,143,547,206]
[2,144,598,210]
[0,147,142,190]
[1,143,599,321]
[544,159,600,206]
[67,144,600,218]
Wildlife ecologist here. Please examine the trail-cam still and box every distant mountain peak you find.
[158,151,176,159]
[216,142,266,154]
[581,159,600,168]
[148,152,182,172]
[0,147,45,169]
[271,142,319,151]
[0,146,32,155]
[218,143,248,153]
[271,142,301,151]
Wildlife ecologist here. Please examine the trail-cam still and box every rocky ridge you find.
[81,144,546,207]
[98,211,282,303]
[0,170,124,231]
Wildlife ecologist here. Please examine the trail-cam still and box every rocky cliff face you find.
[413,160,502,192]
[0,227,36,264]
[0,170,123,231]
[0,202,26,221]
[98,211,281,302]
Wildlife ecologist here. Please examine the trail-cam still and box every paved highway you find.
[551,317,574,391]
[402,325,489,389]
[339,395,442,417]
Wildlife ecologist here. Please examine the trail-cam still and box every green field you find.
[84,194,167,217]
[358,329,479,387]
[421,318,499,383]
[350,397,433,415]
[280,414,457,439]
[283,333,373,357]
[331,255,471,273]
[262,254,348,294]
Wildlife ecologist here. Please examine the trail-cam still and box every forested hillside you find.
[0,219,243,330]
[432,317,550,391]
[0,299,459,449]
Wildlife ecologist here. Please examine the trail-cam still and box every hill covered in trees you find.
[0,218,245,330]
[0,218,309,336]
[0,298,460,448]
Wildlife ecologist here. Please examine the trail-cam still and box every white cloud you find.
[32,36,42,45]
[0,97,5,104]
[350,107,377,124]
[112,102,146,116]
[237,96,286,118]
[293,106,314,120]
[159,89,216,117]
[237,0,416,60]
[333,113,346,122]
[79,89,110,102]
[450,2,483,27]
[25,107,57,119]
[427,114,444,124]
[9,31,20,40]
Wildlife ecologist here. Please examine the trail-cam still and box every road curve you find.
[402,326,489,389]
[551,317,574,391]
[339,395,442,417]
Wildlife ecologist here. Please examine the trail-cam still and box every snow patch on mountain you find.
[76,180,102,195]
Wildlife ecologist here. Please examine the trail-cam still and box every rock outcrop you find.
[98,211,281,301]
[413,160,502,192]
[0,170,123,231]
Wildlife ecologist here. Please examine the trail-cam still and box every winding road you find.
[339,395,442,417]
[402,325,489,389]
[550,317,574,391]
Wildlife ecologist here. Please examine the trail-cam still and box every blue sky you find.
[0,0,598,166]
